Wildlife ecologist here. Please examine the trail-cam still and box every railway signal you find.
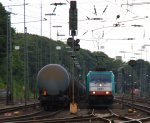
[67,38,73,47]
[69,1,78,36]
[67,38,80,51]
[74,39,80,51]
[69,1,78,114]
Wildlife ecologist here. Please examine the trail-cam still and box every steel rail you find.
[115,98,150,114]
[13,115,111,123]
[0,102,39,114]
[0,110,43,122]
[1,109,62,122]
[90,108,134,123]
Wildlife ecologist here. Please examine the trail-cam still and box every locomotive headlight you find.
[106,91,109,95]
[93,91,96,94]
[99,84,102,87]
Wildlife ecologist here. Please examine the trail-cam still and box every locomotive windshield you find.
[90,74,111,83]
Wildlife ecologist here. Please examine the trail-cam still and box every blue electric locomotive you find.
[86,71,115,107]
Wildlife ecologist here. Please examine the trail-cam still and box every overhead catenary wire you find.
[121,2,150,6]
[2,0,150,62]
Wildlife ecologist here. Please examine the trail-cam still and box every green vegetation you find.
[0,79,6,89]
[0,2,150,100]
[0,3,7,60]
[0,3,7,89]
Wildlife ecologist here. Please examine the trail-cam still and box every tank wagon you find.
[37,64,85,110]
[86,71,115,107]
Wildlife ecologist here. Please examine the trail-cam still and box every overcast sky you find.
[1,0,150,62]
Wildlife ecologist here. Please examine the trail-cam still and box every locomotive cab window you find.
[90,74,112,83]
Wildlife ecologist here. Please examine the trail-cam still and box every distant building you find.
[116,56,122,61]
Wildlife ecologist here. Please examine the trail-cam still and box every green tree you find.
[0,3,7,61]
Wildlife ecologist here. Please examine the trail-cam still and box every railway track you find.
[90,108,133,123]
[93,108,150,123]
[115,96,150,106]
[115,98,150,114]
[1,106,150,123]
[114,98,150,122]
[0,103,68,122]
[0,110,63,122]
[0,99,149,123]
[0,102,39,114]
[0,109,43,122]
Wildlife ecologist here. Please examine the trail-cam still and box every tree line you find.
[0,2,150,100]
